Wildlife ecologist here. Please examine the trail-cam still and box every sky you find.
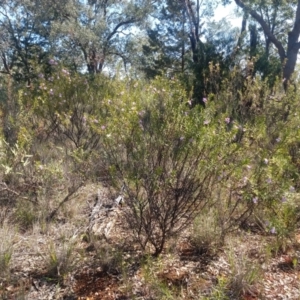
[214,2,242,28]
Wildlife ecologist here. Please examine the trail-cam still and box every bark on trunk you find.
[234,0,300,88]
[283,32,300,87]
[3,76,18,145]
[182,0,201,63]
[87,49,104,74]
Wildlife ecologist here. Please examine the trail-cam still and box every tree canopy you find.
[1,0,300,87]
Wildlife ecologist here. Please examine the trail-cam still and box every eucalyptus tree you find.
[0,0,52,142]
[51,0,154,74]
[0,0,154,144]
[140,0,237,104]
[231,0,300,88]
[179,0,238,104]
[0,0,154,78]
[140,1,189,78]
[0,0,76,143]
[0,0,65,82]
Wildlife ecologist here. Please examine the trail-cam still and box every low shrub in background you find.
[22,70,113,152]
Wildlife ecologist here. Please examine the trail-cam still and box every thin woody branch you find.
[234,0,286,61]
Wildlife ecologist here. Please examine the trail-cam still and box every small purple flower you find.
[252,197,258,204]
[49,89,54,95]
[101,125,106,130]
[276,137,281,143]
[289,186,295,192]
[281,196,287,203]
[203,120,210,125]
[62,69,69,75]
[266,178,272,184]
[270,227,276,234]
[180,136,184,141]
[38,73,44,79]
[49,59,55,65]
[203,97,207,103]
[225,117,230,124]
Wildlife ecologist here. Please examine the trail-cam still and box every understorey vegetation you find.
[0,67,300,298]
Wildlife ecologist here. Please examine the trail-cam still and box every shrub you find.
[266,192,300,254]
[202,73,300,244]
[23,70,113,152]
[0,139,47,230]
[102,77,244,256]
[0,134,83,228]
[100,75,300,256]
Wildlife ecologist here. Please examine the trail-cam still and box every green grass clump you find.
[41,237,79,283]
[0,224,15,277]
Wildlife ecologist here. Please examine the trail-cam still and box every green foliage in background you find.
[1,64,300,257]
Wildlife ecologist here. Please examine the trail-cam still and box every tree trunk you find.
[87,48,104,74]
[182,0,200,63]
[283,32,300,88]
[234,0,300,88]
[3,76,18,146]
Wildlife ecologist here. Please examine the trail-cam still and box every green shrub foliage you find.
[101,77,256,255]
[3,67,300,255]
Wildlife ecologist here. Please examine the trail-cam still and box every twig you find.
[46,183,83,222]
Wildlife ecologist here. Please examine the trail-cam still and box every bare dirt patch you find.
[74,270,127,300]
